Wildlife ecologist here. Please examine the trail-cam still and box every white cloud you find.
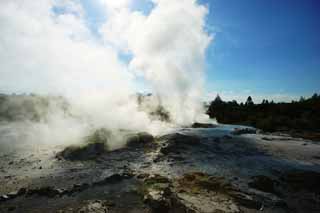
[0,0,133,95]
[99,0,132,10]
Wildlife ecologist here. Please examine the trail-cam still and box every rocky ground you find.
[1,125,320,213]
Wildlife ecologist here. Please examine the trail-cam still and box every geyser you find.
[0,0,213,148]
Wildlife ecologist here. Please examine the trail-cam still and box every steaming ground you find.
[1,121,320,212]
[0,93,211,153]
[1,96,319,213]
[0,95,320,212]
[1,1,320,212]
[1,95,320,213]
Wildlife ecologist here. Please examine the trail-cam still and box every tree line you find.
[207,93,320,134]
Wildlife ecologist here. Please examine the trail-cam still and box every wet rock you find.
[7,206,16,211]
[232,128,257,135]
[159,133,201,155]
[57,142,107,161]
[144,188,172,213]
[144,173,245,213]
[93,173,134,186]
[17,188,27,196]
[136,173,150,180]
[69,183,90,194]
[281,170,320,193]
[175,173,242,212]
[0,195,9,202]
[176,172,234,194]
[191,122,218,128]
[0,189,27,203]
[57,128,111,161]
[262,137,273,141]
[27,186,64,198]
[222,135,232,140]
[142,175,191,213]
[7,191,19,199]
[145,174,171,185]
[248,175,280,195]
[77,200,110,213]
[174,172,285,212]
[126,132,154,147]
[55,188,65,195]
[227,191,261,210]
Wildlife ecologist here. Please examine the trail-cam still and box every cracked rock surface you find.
[1,125,320,212]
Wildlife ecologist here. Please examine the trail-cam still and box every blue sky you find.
[201,0,320,102]
[79,0,320,102]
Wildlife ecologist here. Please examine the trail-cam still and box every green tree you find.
[245,96,254,106]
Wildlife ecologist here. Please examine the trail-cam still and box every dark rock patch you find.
[280,170,320,193]
[159,133,201,155]
[126,132,154,148]
[0,195,9,202]
[26,186,65,198]
[191,122,218,128]
[0,188,27,203]
[0,173,134,204]
[141,174,193,213]
[57,142,107,161]
[232,128,257,135]
[174,172,286,212]
[262,137,273,141]
[93,173,134,186]
[248,175,280,195]
[176,172,234,195]
[56,128,111,161]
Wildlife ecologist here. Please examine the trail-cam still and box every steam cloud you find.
[0,0,212,147]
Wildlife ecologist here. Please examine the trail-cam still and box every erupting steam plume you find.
[101,0,212,124]
[0,0,212,147]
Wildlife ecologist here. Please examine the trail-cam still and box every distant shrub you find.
[207,94,320,133]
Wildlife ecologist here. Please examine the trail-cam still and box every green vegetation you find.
[207,93,320,140]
